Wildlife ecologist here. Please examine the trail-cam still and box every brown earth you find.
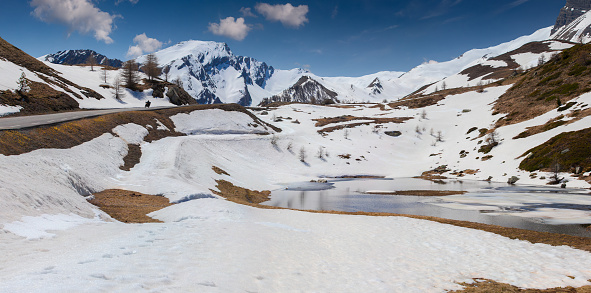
[120,144,142,171]
[88,189,173,223]
[450,278,591,293]
[313,115,413,133]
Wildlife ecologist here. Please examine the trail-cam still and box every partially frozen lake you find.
[263,178,591,237]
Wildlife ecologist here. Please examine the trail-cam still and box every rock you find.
[507,176,519,185]
[385,131,402,137]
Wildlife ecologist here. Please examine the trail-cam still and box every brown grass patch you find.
[365,190,466,196]
[313,115,412,133]
[0,104,273,156]
[212,166,230,176]
[88,189,173,223]
[495,44,591,127]
[120,144,142,171]
[450,278,591,292]
[210,179,272,205]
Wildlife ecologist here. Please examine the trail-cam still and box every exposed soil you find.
[450,278,591,292]
[88,189,173,223]
[365,190,466,196]
[120,144,142,171]
[313,115,412,134]
[210,179,272,205]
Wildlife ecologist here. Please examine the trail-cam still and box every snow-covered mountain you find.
[260,76,339,106]
[136,41,275,106]
[41,50,123,68]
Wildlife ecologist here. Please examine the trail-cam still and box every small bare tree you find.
[436,130,444,142]
[121,60,140,91]
[343,128,349,139]
[286,141,293,152]
[162,65,171,82]
[442,81,447,90]
[476,80,484,93]
[317,146,325,159]
[113,76,124,101]
[299,146,307,162]
[173,77,183,87]
[538,55,546,66]
[270,134,278,146]
[420,109,427,119]
[87,55,97,71]
[101,68,109,84]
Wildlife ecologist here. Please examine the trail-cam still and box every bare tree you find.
[142,54,161,82]
[100,68,109,84]
[343,128,349,139]
[270,134,278,146]
[476,80,484,93]
[317,146,325,159]
[113,76,124,100]
[538,55,546,67]
[442,81,447,90]
[173,77,183,88]
[299,147,307,163]
[436,130,444,142]
[121,60,140,91]
[420,109,427,119]
[487,130,499,145]
[87,55,97,71]
[162,65,171,82]
[286,141,293,152]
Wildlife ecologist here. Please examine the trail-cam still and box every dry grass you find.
[313,115,412,133]
[0,104,273,156]
[88,189,173,223]
[450,278,591,292]
[210,179,272,205]
[120,144,142,171]
[212,166,230,176]
[495,44,591,128]
[365,190,466,196]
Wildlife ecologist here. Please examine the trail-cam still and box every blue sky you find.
[1,0,565,76]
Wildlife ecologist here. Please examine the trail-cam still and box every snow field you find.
[0,106,591,291]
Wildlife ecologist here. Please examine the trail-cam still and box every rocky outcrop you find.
[552,0,591,35]
[367,78,383,95]
[259,76,339,106]
[43,50,123,68]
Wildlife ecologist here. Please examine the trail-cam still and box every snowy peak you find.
[552,9,591,43]
[367,77,383,95]
[259,76,339,106]
[42,50,123,68]
[142,40,274,106]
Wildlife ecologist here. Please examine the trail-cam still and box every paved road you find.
[0,106,176,130]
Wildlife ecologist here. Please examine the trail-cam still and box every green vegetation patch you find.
[519,127,591,172]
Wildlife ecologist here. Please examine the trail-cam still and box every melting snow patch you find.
[0,105,22,117]
[2,212,103,239]
[112,123,148,144]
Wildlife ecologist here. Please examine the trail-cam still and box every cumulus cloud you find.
[126,33,163,58]
[208,17,251,41]
[30,0,117,44]
[255,3,309,28]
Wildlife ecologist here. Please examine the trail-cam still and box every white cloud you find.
[255,3,309,28]
[115,0,139,4]
[126,33,163,58]
[240,7,257,18]
[30,0,117,44]
[208,17,251,41]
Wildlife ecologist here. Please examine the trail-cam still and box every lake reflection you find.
[262,178,591,238]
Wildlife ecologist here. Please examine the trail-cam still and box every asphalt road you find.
[0,106,175,130]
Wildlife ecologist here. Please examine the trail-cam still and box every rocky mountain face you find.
[259,76,339,106]
[552,0,591,43]
[144,41,274,106]
[552,0,591,35]
[367,78,383,95]
[43,50,123,68]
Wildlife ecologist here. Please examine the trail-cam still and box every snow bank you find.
[112,123,149,144]
[0,105,22,116]
[170,109,270,135]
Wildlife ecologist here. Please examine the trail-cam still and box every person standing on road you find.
[145,100,151,108]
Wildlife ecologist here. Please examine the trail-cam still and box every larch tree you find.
[121,60,140,91]
[142,54,161,82]
[162,65,171,82]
